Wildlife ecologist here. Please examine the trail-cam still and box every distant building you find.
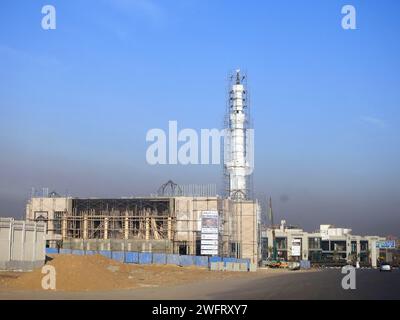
[261,220,385,267]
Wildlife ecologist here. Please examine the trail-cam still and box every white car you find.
[380,262,392,272]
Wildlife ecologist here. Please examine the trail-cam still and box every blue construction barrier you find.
[52,248,249,270]
[179,255,195,266]
[139,252,152,264]
[59,248,72,254]
[166,254,180,265]
[46,248,58,254]
[125,251,139,264]
[194,256,209,267]
[300,260,311,269]
[222,257,236,266]
[237,258,250,269]
[152,253,167,265]
[111,251,125,262]
[209,256,222,265]
[99,250,112,259]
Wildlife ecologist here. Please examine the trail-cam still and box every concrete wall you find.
[230,201,259,264]
[173,197,259,263]
[0,218,46,271]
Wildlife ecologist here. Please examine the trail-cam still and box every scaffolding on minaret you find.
[223,69,254,200]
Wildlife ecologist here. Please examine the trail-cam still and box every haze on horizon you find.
[0,0,399,237]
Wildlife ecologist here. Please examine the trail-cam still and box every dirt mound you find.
[1,254,256,292]
[0,254,262,292]
[3,254,133,291]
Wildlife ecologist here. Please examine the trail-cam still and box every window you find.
[53,211,64,235]
[276,237,287,249]
[34,211,48,230]
[231,242,241,258]
[308,237,321,250]
[360,241,368,251]
[179,243,187,255]
[321,241,330,251]
[261,237,268,260]
[331,241,346,252]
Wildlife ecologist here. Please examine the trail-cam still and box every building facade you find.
[26,194,260,263]
[261,221,385,268]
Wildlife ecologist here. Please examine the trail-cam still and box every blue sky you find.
[0,0,399,235]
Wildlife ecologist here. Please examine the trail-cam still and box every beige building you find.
[261,221,385,267]
[26,194,260,263]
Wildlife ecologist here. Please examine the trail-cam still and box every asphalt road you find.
[0,269,399,300]
[208,268,400,300]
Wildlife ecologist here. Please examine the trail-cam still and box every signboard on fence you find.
[291,239,301,257]
[201,211,219,255]
[376,240,396,249]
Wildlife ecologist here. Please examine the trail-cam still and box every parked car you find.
[380,262,392,272]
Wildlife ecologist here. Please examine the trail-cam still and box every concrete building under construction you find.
[26,194,259,263]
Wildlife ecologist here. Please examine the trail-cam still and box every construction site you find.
[25,192,259,264]
[24,70,260,265]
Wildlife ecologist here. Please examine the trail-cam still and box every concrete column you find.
[167,217,172,240]
[83,214,88,240]
[104,217,108,240]
[356,240,361,261]
[21,221,25,261]
[8,219,13,261]
[62,214,67,240]
[145,217,150,240]
[287,234,292,260]
[124,212,129,240]
[302,235,309,260]
[32,222,36,261]
[370,239,377,268]
[346,236,352,262]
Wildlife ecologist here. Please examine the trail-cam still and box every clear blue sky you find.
[0,0,399,235]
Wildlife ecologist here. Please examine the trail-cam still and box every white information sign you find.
[201,211,219,255]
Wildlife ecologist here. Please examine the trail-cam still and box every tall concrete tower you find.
[224,69,253,200]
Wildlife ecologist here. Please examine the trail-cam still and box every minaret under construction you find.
[224,69,253,200]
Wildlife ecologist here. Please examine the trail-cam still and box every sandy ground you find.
[0,254,278,292]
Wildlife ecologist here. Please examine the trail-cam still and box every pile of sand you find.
[2,255,133,291]
[0,254,257,292]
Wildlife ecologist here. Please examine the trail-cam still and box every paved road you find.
[209,268,400,300]
[1,269,399,300]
